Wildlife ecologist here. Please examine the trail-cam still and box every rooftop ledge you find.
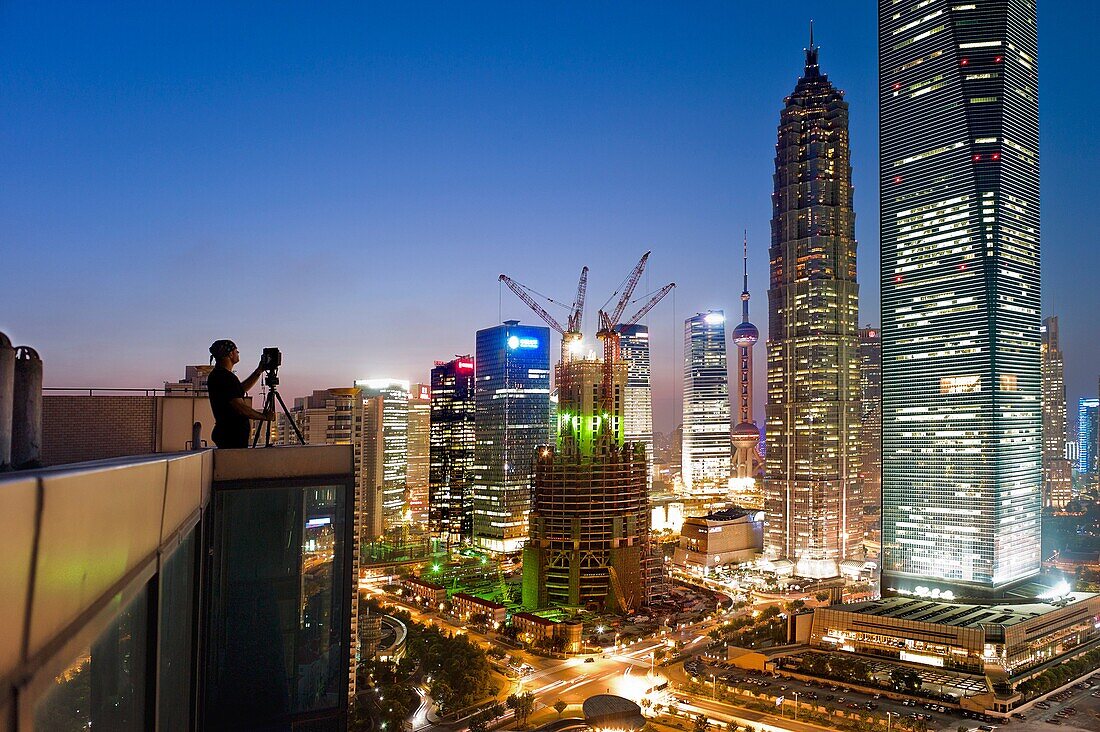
[0,444,353,694]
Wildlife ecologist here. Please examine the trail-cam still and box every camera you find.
[260,347,282,371]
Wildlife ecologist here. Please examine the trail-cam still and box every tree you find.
[507,692,536,727]
[553,699,568,718]
[693,713,711,732]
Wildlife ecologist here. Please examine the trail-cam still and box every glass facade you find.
[204,480,350,729]
[880,0,1042,595]
[472,321,551,553]
[765,41,862,578]
[1076,398,1098,475]
[429,356,476,546]
[35,585,151,731]
[616,323,654,490]
[682,311,731,490]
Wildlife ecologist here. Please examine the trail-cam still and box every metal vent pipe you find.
[12,345,42,468]
[0,332,13,469]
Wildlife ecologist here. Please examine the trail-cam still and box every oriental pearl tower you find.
[731,233,763,504]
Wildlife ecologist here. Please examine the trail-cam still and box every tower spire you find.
[805,19,820,76]
[741,229,750,322]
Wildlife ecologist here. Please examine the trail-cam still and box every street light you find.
[794,692,799,721]
[886,710,896,732]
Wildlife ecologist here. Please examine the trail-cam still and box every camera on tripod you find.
[252,346,305,447]
[259,346,281,372]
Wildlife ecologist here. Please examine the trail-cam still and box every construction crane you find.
[500,254,674,438]
[499,266,589,362]
[595,255,675,425]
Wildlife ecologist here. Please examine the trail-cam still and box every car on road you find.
[584,657,595,663]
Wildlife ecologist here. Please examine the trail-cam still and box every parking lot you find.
[1010,677,1100,732]
[688,663,970,730]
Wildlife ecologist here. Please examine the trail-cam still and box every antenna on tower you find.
[809,19,814,49]
[741,229,751,321]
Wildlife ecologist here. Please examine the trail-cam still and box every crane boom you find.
[498,274,566,334]
[621,283,676,326]
[609,251,650,327]
[568,266,589,333]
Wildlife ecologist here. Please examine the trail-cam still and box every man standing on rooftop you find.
[207,339,273,448]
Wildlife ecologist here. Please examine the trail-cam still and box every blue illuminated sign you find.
[507,335,540,350]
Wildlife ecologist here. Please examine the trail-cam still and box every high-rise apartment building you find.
[277,388,359,446]
[471,321,551,553]
[859,327,882,548]
[880,0,1041,596]
[764,37,862,579]
[616,323,654,490]
[355,379,410,541]
[429,357,476,546]
[1041,318,1072,508]
[406,383,431,525]
[1076,399,1098,477]
[682,311,731,491]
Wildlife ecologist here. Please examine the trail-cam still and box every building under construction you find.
[507,255,672,614]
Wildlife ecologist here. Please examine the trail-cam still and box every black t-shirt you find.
[207,366,250,447]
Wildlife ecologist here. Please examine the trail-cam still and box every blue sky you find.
[2,1,1096,431]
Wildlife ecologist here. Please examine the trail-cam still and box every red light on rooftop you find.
[892,83,901,90]
[893,175,903,184]
[994,55,1003,63]
[960,58,969,66]
[959,264,967,270]
[457,361,474,371]
[991,152,1001,160]
[973,154,982,161]
[894,275,903,283]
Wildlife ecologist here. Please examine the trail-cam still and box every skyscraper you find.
[682,311,731,491]
[731,236,763,509]
[406,383,431,524]
[355,378,410,541]
[429,356,476,546]
[471,321,551,553]
[616,323,654,490]
[764,34,862,579]
[880,0,1041,596]
[1076,399,1098,477]
[858,327,882,550]
[523,350,649,613]
[1041,318,1072,508]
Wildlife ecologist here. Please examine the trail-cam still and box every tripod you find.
[252,368,305,447]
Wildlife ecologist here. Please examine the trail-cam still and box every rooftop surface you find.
[830,593,1099,629]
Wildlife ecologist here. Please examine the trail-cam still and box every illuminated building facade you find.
[859,327,882,549]
[765,36,862,579]
[471,321,551,554]
[429,356,476,546]
[355,378,410,541]
[809,593,1100,710]
[1041,317,1072,508]
[616,323,654,491]
[682,311,732,490]
[880,0,1041,597]
[406,383,431,525]
[523,354,650,613]
[1076,398,1098,476]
